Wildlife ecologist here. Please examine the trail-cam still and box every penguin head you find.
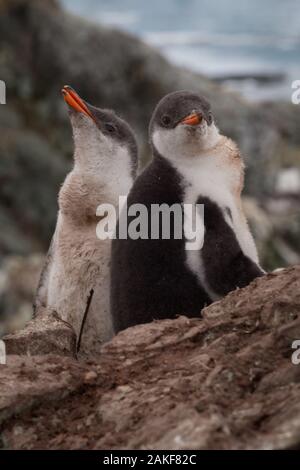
[149,91,220,160]
[62,86,137,177]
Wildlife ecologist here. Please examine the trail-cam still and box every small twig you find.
[76,288,94,354]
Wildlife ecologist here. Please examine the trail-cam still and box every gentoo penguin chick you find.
[111,90,264,332]
[35,86,137,353]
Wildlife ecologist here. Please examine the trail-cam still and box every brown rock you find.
[0,254,44,336]
[3,308,76,357]
[0,355,87,429]
[83,371,98,384]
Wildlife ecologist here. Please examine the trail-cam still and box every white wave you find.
[143,31,300,49]
[96,11,139,27]
[162,46,278,75]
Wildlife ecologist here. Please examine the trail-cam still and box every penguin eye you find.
[161,115,171,126]
[105,123,116,133]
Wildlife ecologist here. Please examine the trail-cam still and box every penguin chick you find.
[111,90,264,332]
[35,86,138,354]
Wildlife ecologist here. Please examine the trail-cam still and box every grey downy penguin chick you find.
[111,90,264,332]
[35,86,138,353]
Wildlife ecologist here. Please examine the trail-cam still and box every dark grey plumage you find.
[111,90,264,333]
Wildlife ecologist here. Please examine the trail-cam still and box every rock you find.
[243,196,273,254]
[0,129,69,257]
[0,354,88,429]
[276,168,300,195]
[243,196,300,270]
[83,371,98,384]
[1,266,300,449]
[0,254,44,336]
[264,196,300,267]
[3,307,76,357]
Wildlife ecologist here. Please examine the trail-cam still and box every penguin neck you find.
[152,132,224,171]
[74,146,113,178]
[73,146,134,203]
[152,135,244,202]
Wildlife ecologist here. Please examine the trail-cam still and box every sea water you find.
[62,0,300,102]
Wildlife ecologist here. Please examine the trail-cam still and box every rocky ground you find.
[1,266,300,450]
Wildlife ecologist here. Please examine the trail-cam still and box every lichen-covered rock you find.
[3,307,76,357]
[0,126,69,258]
[1,266,300,449]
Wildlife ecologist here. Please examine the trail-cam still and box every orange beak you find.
[61,85,94,120]
[180,112,202,126]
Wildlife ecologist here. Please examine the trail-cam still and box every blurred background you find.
[0,0,299,335]
[63,0,300,102]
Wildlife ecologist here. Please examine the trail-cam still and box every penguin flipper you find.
[198,196,264,298]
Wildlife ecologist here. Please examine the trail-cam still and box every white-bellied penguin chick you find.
[111,90,264,332]
[35,86,138,354]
